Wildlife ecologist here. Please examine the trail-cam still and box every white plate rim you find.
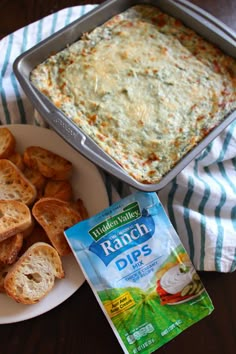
[0,124,109,324]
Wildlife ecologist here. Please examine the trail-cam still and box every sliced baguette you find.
[0,159,37,205]
[0,127,16,159]
[44,179,73,202]
[21,225,51,255]
[4,242,64,304]
[0,233,23,265]
[0,264,10,293]
[32,198,82,256]
[0,200,32,242]
[24,166,46,199]
[22,217,35,239]
[23,146,72,180]
[23,167,46,190]
[8,151,25,171]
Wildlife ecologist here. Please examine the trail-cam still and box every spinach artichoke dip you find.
[30,5,236,184]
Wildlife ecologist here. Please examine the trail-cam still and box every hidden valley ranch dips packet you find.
[65,192,214,353]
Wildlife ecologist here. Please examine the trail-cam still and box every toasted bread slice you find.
[0,233,23,265]
[0,159,37,205]
[8,151,25,171]
[44,179,73,201]
[23,146,72,180]
[21,225,51,255]
[4,242,64,304]
[0,200,32,242]
[0,127,16,159]
[22,218,35,239]
[23,167,46,190]
[23,166,46,199]
[32,198,82,256]
[0,264,10,293]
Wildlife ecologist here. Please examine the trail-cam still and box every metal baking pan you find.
[13,0,236,192]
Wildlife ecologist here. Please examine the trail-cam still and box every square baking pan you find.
[13,0,236,192]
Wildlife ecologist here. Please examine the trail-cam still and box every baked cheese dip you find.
[30,5,236,184]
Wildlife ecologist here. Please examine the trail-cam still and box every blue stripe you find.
[10,72,27,124]
[0,34,14,124]
[229,245,236,272]
[80,5,86,17]
[230,206,236,272]
[218,161,236,194]
[50,12,58,34]
[64,7,73,26]
[215,120,236,163]
[232,157,236,169]
[166,178,178,231]
[196,120,235,173]
[231,205,236,232]
[196,140,214,162]
[10,31,27,124]
[182,177,195,262]
[215,122,236,193]
[204,165,226,272]
[21,25,29,52]
[197,120,236,164]
[37,18,43,43]
[19,25,29,121]
[193,121,236,270]
[193,159,211,270]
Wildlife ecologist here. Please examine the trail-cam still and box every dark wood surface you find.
[0,1,236,353]
[0,0,236,38]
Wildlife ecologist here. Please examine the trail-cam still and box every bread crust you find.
[0,200,32,242]
[0,264,10,293]
[4,242,64,304]
[0,159,37,206]
[0,128,16,159]
[8,151,25,171]
[21,225,51,255]
[23,146,72,180]
[0,233,23,265]
[32,198,82,256]
[44,179,73,201]
[23,166,47,199]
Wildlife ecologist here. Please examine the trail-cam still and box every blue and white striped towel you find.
[0,5,236,272]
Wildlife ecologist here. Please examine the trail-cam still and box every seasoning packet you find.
[65,191,214,354]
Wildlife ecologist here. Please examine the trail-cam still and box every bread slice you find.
[8,151,25,171]
[0,264,10,293]
[22,218,35,239]
[23,146,72,180]
[21,225,51,255]
[0,233,23,265]
[4,242,64,304]
[24,167,46,190]
[0,127,16,159]
[24,166,46,199]
[32,198,82,256]
[0,200,32,242]
[0,159,37,205]
[44,179,73,201]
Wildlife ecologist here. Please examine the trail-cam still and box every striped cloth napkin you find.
[0,5,236,273]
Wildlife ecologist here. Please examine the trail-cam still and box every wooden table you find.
[0,1,235,353]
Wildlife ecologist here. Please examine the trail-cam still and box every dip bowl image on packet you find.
[65,192,214,353]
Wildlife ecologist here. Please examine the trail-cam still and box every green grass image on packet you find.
[65,191,214,353]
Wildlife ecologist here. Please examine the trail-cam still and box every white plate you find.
[0,124,109,324]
